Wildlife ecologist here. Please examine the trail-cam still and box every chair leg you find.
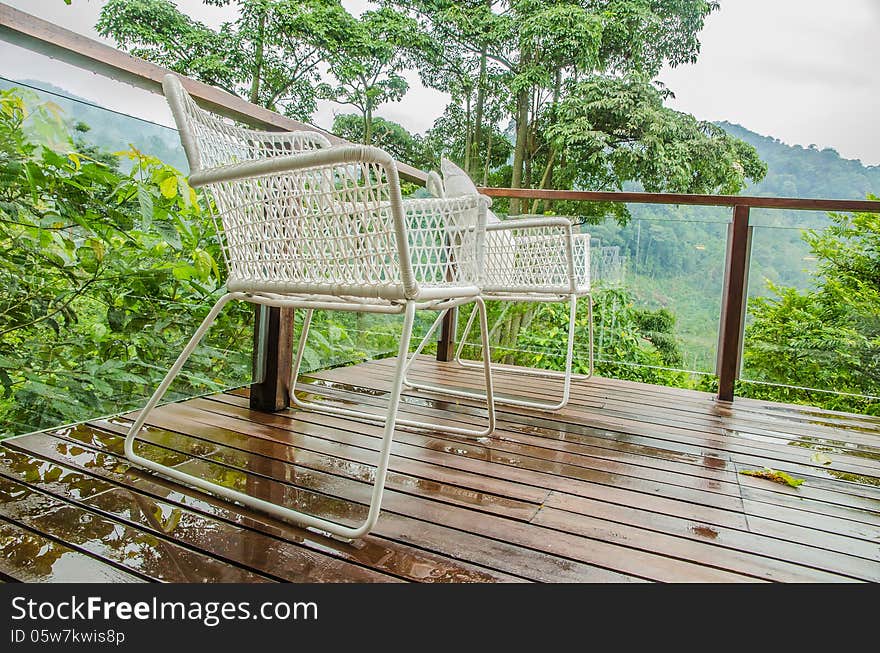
[403,298,496,432]
[124,293,397,540]
[586,292,594,377]
[291,302,495,438]
[454,301,592,382]
[449,294,589,411]
[401,308,449,386]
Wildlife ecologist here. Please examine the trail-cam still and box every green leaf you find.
[137,184,153,228]
[87,237,105,262]
[158,174,178,199]
[154,220,182,250]
[740,467,805,488]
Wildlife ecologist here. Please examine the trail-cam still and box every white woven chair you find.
[124,74,495,540]
[407,164,593,411]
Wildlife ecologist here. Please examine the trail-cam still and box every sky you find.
[2,0,879,165]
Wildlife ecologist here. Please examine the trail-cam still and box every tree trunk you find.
[463,94,472,172]
[364,104,373,145]
[483,129,493,186]
[249,9,267,105]
[471,49,487,178]
[530,148,556,214]
[510,88,529,215]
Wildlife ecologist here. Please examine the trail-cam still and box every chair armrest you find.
[188,144,396,186]
[485,216,571,232]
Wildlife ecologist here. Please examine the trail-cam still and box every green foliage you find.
[0,88,439,438]
[547,75,766,214]
[0,87,254,436]
[457,286,690,387]
[331,113,433,170]
[97,0,354,119]
[742,202,880,414]
[318,7,425,144]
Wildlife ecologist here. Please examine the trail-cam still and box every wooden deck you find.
[1,355,879,583]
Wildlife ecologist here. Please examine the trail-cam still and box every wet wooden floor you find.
[2,355,879,582]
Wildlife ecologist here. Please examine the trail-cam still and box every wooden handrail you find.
[478,187,880,212]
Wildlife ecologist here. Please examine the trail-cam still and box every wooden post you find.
[250,305,294,411]
[437,307,458,362]
[716,205,751,402]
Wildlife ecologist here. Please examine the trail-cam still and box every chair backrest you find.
[162,74,437,299]
[162,74,332,173]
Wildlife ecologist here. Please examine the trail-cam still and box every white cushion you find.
[440,158,501,223]
[437,158,511,283]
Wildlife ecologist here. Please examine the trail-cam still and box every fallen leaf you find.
[740,467,805,488]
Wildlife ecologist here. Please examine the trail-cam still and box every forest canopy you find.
[96,0,766,219]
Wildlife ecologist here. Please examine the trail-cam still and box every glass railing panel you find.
[456,205,731,389]
[740,209,880,414]
[0,77,436,438]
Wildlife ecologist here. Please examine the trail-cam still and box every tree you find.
[331,113,433,170]
[318,7,425,145]
[97,0,354,119]
[388,1,762,215]
[543,74,767,220]
[743,201,880,414]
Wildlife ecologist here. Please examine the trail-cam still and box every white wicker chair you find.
[407,167,593,411]
[124,74,495,540]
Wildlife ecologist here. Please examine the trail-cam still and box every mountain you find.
[588,122,880,373]
[720,121,880,201]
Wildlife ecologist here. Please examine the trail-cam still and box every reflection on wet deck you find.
[1,356,879,582]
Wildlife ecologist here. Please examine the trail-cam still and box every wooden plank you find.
[542,492,880,576]
[391,357,880,453]
[201,394,741,490]
[14,434,551,584]
[0,445,401,583]
[60,425,753,581]
[530,507,859,582]
[325,362,880,496]
[291,375,880,533]
[214,391,880,532]
[196,395,753,512]
[297,367,880,505]
[197,392,880,564]
[115,407,868,580]
[158,401,549,508]
[0,471,270,583]
[0,518,144,583]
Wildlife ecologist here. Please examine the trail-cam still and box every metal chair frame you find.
[411,171,593,411]
[124,75,495,540]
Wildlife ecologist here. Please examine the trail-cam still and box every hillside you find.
[721,121,880,201]
[588,122,880,374]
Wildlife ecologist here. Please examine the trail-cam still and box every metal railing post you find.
[716,205,751,402]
